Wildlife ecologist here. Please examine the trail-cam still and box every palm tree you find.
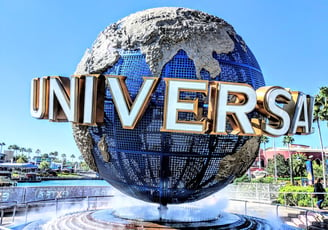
[35,149,41,155]
[8,144,20,158]
[61,153,66,168]
[78,155,83,162]
[19,147,27,162]
[259,136,269,169]
[0,142,5,153]
[35,149,41,156]
[20,147,26,156]
[49,151,55,159]
[283,135,295,185]
[313,86,328,187]
[52,151,59,161]
[70,154,76,162]
[26,148,32,161]
[272,138,278,181]
[48,151,58,162]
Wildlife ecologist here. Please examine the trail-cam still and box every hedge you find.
[278,185,328,207]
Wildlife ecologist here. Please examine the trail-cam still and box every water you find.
[17,179,110,187]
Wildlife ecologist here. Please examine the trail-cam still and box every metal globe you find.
[73,7,265,205]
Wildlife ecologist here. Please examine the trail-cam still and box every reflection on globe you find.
[72,7,265,205]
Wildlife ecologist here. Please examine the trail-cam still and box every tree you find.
[35,149,41,156]
[15,154,28,163]
[259,136,269,168]
[283,136,295,184]
[8,144,20,157]
[41,153,49,159]
[313,161,323,179]
[39,161,50,170]
[49,151,54,159]
[78,155,84,162]
[0,142,5,153]
[70,154,76,162]
[48,151,58,161]
[61,153,67,166]
[80,161,90,171]
[313,86,328,187]
[20,147,26,157]
[53,151,58,159]
[26,148,32,160]
[266,154,289,177]
[292,153,307,177]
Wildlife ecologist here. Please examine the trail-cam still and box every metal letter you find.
[161,78,208,133]
[81,75,104,125]
[257,87,291,136]
[30,77,49,119]
[106,76,159,129]
[212,82,256,135]
[48,76,79,122]
[289,92,313,134]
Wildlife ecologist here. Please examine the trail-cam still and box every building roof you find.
[266,146,328,153]
[0,163,38,169]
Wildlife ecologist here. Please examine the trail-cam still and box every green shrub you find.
[277,185,328,207]
[251,176,307,185]
[234,174,251,183]
[251,177,275,183]
[277,177,290,181]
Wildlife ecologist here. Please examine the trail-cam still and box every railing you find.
[0,185,112,227]
[23,195,113,224]
[0,202,17,225]
[0,183,282,204]
[229,199,328,230]
[2,195,326,229]
[0,185,112,204]
[0,195,114,227]
[0,185,327,229]
[222,184,328,205]
[221,183,284,201]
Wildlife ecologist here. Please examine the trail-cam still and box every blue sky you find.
[0,0,327,157]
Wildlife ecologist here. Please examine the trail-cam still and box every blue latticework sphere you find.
[73,7,265,205]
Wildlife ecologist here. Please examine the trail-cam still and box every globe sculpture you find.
[73,7,265,206]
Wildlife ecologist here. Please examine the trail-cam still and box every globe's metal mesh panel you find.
[88,44,264,204]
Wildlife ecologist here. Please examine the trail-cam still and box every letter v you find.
[106,75,159,129]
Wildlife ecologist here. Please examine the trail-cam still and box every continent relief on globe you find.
[31,7,313,204]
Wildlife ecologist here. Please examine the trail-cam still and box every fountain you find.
[28,7,306,229]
